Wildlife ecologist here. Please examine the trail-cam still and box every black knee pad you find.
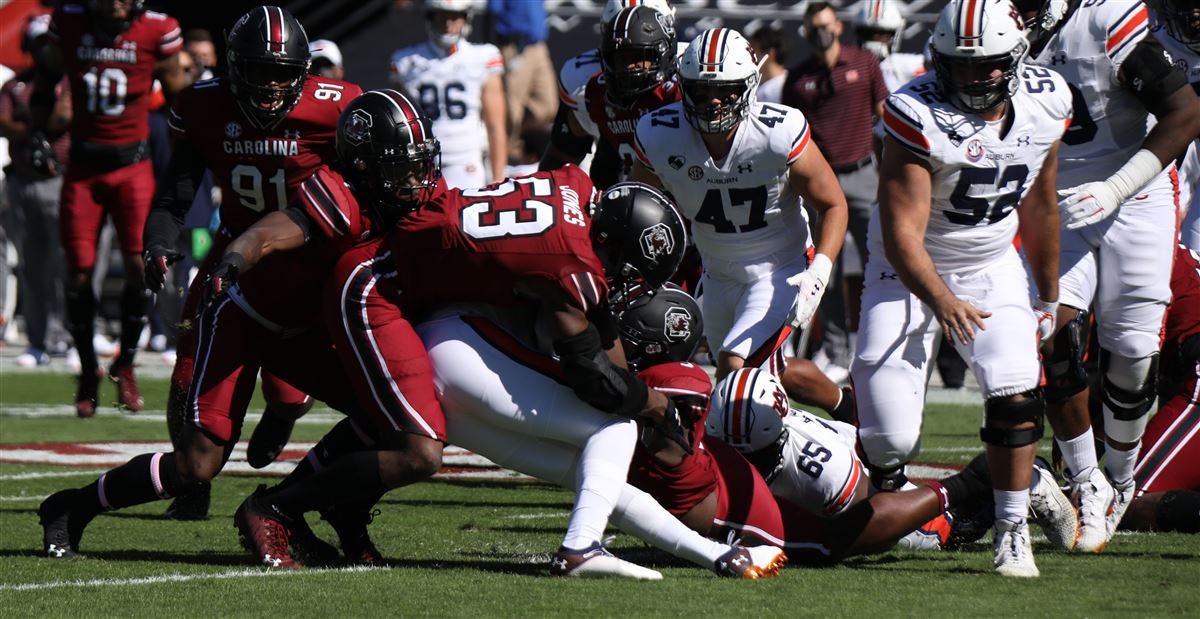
[1156,490,1200,534]
[980,390,1045,447]
[1100,350,1159,423]
[1044,311,1089,403]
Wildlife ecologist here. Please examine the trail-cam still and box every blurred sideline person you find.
[486,0,557,160]
[854,0,926,91]
[390,0,507,188]
[309,39,345,80]
[747,24,787,104]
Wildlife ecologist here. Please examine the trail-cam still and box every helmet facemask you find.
[369,139,442,215]
[601,42,675,106]
[230,57,308,125]
[90,0,142,38]
[1164,0,1200,52]
[857,26,899,59]
[932,44,1024,114]
[681,77,755,133]
[427,9,471,50]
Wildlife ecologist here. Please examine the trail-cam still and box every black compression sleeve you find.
[554,323,649,418]
[283,206,315,243]
[1121,38,1191,117]
[542,106,595,168]
[143,208,183,253]
[151,138,205,225]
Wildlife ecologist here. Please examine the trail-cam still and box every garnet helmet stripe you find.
[368,89,427,142]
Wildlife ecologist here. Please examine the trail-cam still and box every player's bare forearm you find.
[1018,142,1061,303]
[1143,86,1200,166]
[482,75,508,181]
[879,139,951,308]
[224,211,307,275]
[155,53,188,97]
[789,142,846,261]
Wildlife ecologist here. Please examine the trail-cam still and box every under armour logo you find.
[263,554,283,567]
[1018,135,1031,147]
[730,555,749,567]
[1050,52,1068,66]
[282,129,300,140]
[551,557,568,570]
[737,163,753,174]
[48,544,68,558]
[879,272,897,280]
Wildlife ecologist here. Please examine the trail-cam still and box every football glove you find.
[142,246,184,294]
[200,252,245,314]
[28,132,61,178]
[658,398,694,456]
[1033,298,1058,344]
[1059,149,1163,231]
[785,253,833,330]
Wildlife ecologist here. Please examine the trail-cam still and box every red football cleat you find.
[75,368,103,418]
[108,364,144,412]
[234,494,299,569]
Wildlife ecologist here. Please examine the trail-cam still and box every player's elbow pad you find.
[554,324,649,418]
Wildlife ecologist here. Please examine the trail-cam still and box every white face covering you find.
[863,39,891,59]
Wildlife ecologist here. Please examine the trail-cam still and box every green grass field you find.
[1,373,1197,617]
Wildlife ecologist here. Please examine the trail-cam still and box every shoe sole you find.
[743,551,788,580]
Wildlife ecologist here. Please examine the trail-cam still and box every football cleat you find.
[289,517,342,567]
[75,368,103,418]
[108,363,144,412]
[1028,462,1078,551]
[549,542,663,580]
[322,507,384,565]
[164,482,211,521]
[233,492,299,570]
[1105,478,1136,542]
[246,401,311,469]
[1069,467,1115,553]
[896,513,953,551]
[38,489,94,559]
[943,500,994,551]
[713,545,787,580]
[993,518,1039,578]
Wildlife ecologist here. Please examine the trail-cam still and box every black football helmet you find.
[601,6,677,106]
[615,283,703,372]
[1162,0,1200,52]
[89,0,144,38]
[227,6,311,129]
[336,89,442,215]
[590,182,686,308]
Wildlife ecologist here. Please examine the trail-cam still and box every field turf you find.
[1,373,1197,617]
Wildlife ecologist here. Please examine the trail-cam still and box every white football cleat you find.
[993,519,1039,578]
[1105,478,1136,541]
[1029,463,1078,551]
[1069,467,1115,553]
[549,543,663,580]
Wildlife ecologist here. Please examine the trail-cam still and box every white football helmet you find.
[930,0,1029,114]
[678,28,760,134]
[602,0,676,28]
[426,0,476,49]
[854,0,906,59]
[706,368,789,453]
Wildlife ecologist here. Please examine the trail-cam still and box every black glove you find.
[657,398,694,456]
[28,132,61,178]
[200,252,246,316]
[142,246,184,293]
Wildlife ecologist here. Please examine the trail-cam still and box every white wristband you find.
[1106,149,1164,206]
[807,253,833,287]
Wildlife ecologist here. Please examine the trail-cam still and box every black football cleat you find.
[38,489,95,558]
[713,545,787,580]
[245,401,311,469]
[164,482,211,520]
[322,507,384,565]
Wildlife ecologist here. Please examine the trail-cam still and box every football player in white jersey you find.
[706,368,1079,558]
[851,0,1071,577]
[1018,0,1200,551]
[1152,0,1200,251]
[389,0,506,188]
[631,28,849,382]
[543,0,677,182]
[854,0,928,91]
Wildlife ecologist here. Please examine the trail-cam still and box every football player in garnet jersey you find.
[631,28,848,382]
[142,5,363,522]
[35,0,188,417]
[1017,0,1200,552]
[541,5,680,189]
[853,0,1067,577]
[36,9,377,566]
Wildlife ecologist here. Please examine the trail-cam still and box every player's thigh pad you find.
[850,257,938,470]
[1093,176,1176,359]
[703,249,806,359]
[418,314,623,448]
[185,296,269,443]
[948,252,1041,398]
[104,160,154,256]
[58,172,105,272]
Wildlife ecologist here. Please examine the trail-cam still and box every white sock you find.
[1057,429,1098,480]
[561,419,636,550]
[993,489,1029,524]
[609,485,728,568]
[1104,444,1140,487]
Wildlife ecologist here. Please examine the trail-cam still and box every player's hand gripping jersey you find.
[876,69,1073,273]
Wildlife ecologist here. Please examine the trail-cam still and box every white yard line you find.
[0,565,389,592]
[0,494,46,501]
[0,470,99,481]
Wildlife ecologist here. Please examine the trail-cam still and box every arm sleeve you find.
[1105,3,1150,68]
[147,138,205,233]
[1119,37,1191,117]
[880,94,932,160]
[157,17,183,58]
[783,110,813,165]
